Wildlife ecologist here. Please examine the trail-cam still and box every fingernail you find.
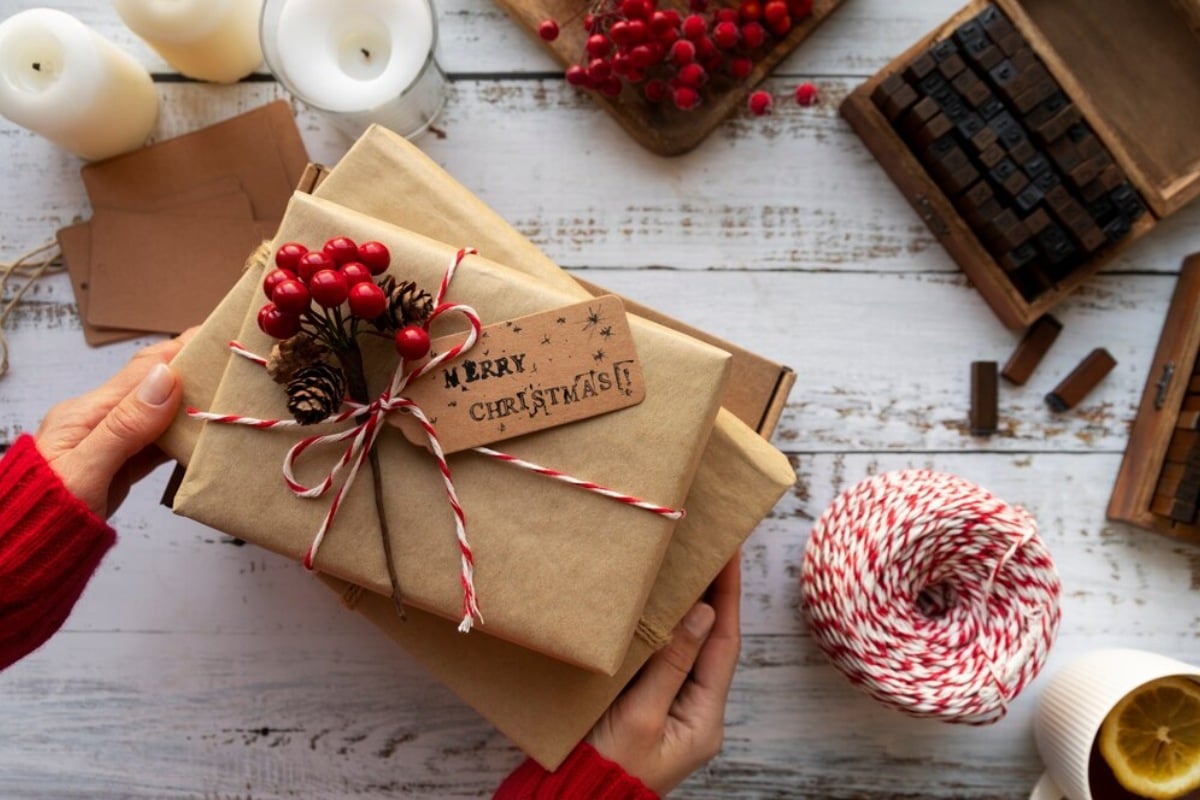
[683,603,714,638]
[137,363,175,406]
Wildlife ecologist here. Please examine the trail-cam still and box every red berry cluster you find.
[258,236,431,361]
[543,0,813,110]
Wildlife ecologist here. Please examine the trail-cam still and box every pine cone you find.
[375,276,434,330]
[266,335,330,384]
[286,363,346,425]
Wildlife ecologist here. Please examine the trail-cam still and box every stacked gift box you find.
[158,125,795,769]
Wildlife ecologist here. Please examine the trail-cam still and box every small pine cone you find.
[286,363,346,425]
[266,334,329,384]
[375,277,434,330]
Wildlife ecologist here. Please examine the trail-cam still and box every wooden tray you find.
[494,0,846,155]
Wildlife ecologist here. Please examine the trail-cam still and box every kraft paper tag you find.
[391,295,645,454]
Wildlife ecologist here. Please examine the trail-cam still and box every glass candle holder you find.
[260,0,447,139]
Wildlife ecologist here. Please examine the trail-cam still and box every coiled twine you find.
[800,469,1061,724]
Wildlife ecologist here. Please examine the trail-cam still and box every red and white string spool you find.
[800,469,1061,724]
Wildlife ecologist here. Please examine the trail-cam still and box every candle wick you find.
[360,48,371,60]
[31,62,41,72]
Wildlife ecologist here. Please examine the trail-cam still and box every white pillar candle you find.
[112,0,264,84]
[261,0,446,138]
[0,9,158,161]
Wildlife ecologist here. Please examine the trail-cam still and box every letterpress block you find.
[1023,208,1052,235]
[1167,430,1200,463]
[1026,93,1069,127]
[1180,410,1200,431]
[943,162,980,196]
[1013,77,1057,114]
[1085,195,1117,225]
[965,197,1004,228]
[1022,154,1051,178]
[987,61,1021,101]
[955,112,986,140]
[904,52,937,83]
[901,97,940,134]
[983,209,1031,252]
[978,142,1006,168]
[1014,184,1044,213]
[928,144,968,176]
[997,32,1025,58]
[938,53,967,80]
[989,157,1019,186]
[1001,314,1062,385]
[1045,348,1117,412]
[978,95,1005,120]
[1001,166,1031,198]
[960,179,995,212]
[1069,157,1106,190]
[923,133,958,161]
[970,361,999,436]
[1047,138,1083,173]
[1007,139,1036,165]
[941,95,969,122]
[1036,223,1075,265]
[1033,104,1083,145]
[998,241,1038,272]
[1103,215,1132,243]
[1010,47,1038,73]
[990,111,1027,149]
[1080,177,1109,204]
[1075,223,1107,254]
[963,39,1003,71]
[975,5,1014,39]
[912,113,954,150]
[1072,129,1104,160]
[1009,265,1053,300]
[1111,184,1147,222]
[1096,164,1124,193]
[969,126,999,153]
[919,71,950,98]
[879,82,920,122]
[932,39,959,62]
[1033,169,1061,193]
[1045,184,1072,213]
[954,19,987,47]
[951,69,979,94]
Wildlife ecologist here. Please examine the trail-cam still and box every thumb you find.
[75,362,182,476]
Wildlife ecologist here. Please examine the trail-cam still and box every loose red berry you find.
[681,14,707,39]
[677,62,707,88]
[565,65,589,86]
[670,39,696,64]
[355,241,390,275]
[537,19,559,40]
[296,250,335,284]
[263,267,296,298]
[713,20,739,48]
[795,81,819,106]
[729,56,753,79]
[788,0,813,18]
[673,86,699,110]
[394,325,432,360]
[586,34,611,58]
[644,78,667,102]
[322,236,358,265]
[347,281,387,319]
[272,278,311,314]
[716,8,740,23]
[309,269,349,308]
[274,242,307,271]
[748,90,772,115]
[258,303,301,339]
[741,21,766,49]
[341,262,373,286]
[739,0,762,21]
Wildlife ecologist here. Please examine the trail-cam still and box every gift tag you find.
[391,295,645,454]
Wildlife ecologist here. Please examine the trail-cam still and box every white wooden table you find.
[2,1,1199,797]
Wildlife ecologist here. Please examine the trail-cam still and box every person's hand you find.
[587,552,742,796]
[33,331,196,518]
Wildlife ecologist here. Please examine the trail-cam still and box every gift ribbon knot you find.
[189,247,683,634]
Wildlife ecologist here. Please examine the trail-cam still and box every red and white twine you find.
[800,469,1061,724]
[189,247,682,633]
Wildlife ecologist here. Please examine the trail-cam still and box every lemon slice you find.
[1098,676,1200,800]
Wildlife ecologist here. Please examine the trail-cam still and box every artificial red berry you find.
[583,13,597,31]
[748,90,772,115]
[670,39,696,65]
[565,65,589,86]
[712,20,739,48]
[629,44,656,69]
[741,21,766,49]
[356,240,391,275]
[728,56,753,79]
[586,34,611,58]
[272,278,311,314]
[715,8,740,23]
[340,262,373,286]
[681,14,707,39]
[677,62,707,88]
[296,250,335,284]
[274,242,308,271]
[309,269,349,308]
[620,0,652,19]
[537,19,559,40]
[648,10,677,37]
[626,67,647,83]
[258,303,301,339]
[587,58,612,82]
[788,0,813,18]
[644,78,668,102]
[394,325,432,360]
[766,12,791,35]
[795,81,819,106]
[609,20,633,46]
[600,76,623,97]
[322,236,358,266]
[695,36,717,59]
[347,281,387,319]
[739,0,762,21]
[263,267,296,299]
[611,51,633,77]
[673,86,699,110]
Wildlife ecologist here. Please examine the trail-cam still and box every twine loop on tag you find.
[190,247,683,633]
[800,469,1061,724]
[1,240,64,380]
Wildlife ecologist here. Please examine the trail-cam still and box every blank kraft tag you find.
[391,295,645,453]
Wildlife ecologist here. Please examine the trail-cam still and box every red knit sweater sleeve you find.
[493,741,660,799]
[0,434,116,671]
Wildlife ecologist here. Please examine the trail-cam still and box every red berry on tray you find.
[677,62,707,88]
[297,250,335,284]
[263,267,295,298]
[565,65,589,86]
[748,90,772,115]
[788,0,813,19]
[763,0,788,26]
[258,303,301,339]
[739,0,762,21]
[341,262,373,286]
[274,242,308,271]
[347,281,387,319]
[394,325,432,361]
[795,81,819,106]
[728,56,753,79]
[670,39,696,65]
[272,278,311,314]
[322,236,358,265]
[673,86,699,110]
[309,269,349,308]
[537,19,559,41]
[586,34,611,58]
[715,8,739,24]
[356,240,391,274]
[644,78,667,102]
[713,20,739,48]
[681,14,707,40]
[741,21,766,49]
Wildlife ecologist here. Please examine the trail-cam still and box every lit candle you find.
[261,0,446,138]
[112,0,264,84]
[0,8,158,161]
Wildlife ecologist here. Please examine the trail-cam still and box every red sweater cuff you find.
[0,435,116,670]
[493,741,659,800]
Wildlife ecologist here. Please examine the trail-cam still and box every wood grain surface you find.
[2,0,1200,797]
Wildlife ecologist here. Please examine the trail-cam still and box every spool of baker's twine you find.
[800,469,1061,724]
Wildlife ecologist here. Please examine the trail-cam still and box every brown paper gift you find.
[171,192,732,675]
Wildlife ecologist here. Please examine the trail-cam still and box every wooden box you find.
[1108,254,1200,543]
[841,0,1200,329]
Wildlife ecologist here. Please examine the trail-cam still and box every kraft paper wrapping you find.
[172,193,732,676]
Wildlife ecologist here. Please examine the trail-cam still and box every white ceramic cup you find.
[1031,648,1200,800]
